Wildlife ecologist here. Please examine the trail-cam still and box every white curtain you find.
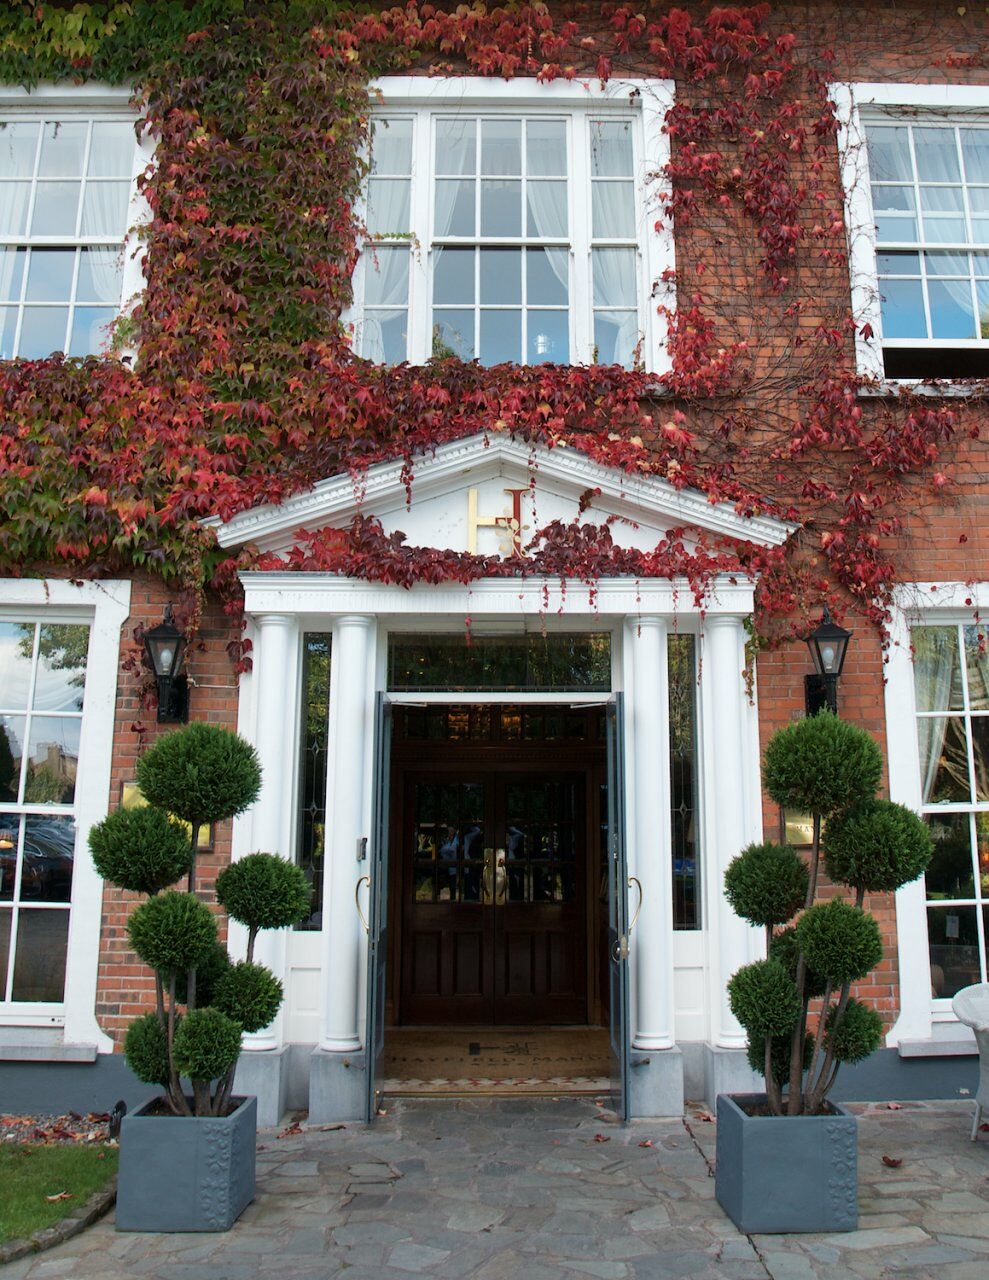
[526,183,569,298]
[0,183,30,238]
[593,247,638,366]
[81,180,129,239]
[592,181,634,239]
[83,247,123,305]
[361,245,408,363]
[915,626,958,803]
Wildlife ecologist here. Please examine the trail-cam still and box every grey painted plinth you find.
[234,1045,289,1128]
[703,1045,763,1108]
[116,1095,257,1232]
[628,1046,684,1117]
[715,1093,858,1234]
[309,1047,366,1122]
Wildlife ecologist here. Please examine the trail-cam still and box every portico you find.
[215,434,790,1123]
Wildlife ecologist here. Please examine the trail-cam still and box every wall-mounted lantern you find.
[144,603,189,723]
[804,604,852,716]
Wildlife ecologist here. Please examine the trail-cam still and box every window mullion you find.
[410,108,432,362]
[571,112,591,364]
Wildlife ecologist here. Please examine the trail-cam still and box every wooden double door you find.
[398,769,589,1025]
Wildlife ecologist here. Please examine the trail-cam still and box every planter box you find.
[116,1095,256,1232]
[715,1093,857,1234]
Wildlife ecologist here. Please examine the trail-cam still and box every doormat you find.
[382,1027,611,1096]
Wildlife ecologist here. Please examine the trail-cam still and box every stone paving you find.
[4,1097,988,1279]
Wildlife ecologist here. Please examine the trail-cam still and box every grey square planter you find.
[116,1095,256,1232]
[715,1093,858,1234]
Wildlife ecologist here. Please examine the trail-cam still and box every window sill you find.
[0,1042,98,1063]
[897,1037,978,1058]
[857,378,988,399]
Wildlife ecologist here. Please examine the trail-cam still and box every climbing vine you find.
[0,1,984,658]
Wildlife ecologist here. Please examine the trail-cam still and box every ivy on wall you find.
[0,1,982,657]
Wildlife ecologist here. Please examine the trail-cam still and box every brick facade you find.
[14,2,989,1049]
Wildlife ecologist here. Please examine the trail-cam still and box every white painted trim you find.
[0,83,133,108]
[831,81,989,388]
[211,432,792,552]
[346,75,676,374]
[0,578,130,1050]
[239,573,758,620]
[884,581,989,1050]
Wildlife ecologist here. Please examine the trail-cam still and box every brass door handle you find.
[494,850,507,905]
[356,874,370,934]
[628,875,643,934]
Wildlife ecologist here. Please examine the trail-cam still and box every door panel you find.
[606,695,631,1122]
[494,776,586,1024]
[400,769,588,1025]
[364,694,392,1122]
[400,775,493,1023]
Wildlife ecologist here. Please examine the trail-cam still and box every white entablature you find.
[210,432,792,559]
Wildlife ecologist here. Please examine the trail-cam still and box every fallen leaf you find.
[980,1123,989,1133]
[44,1192,73,1202]
[593,1134,610,1143]
[638,1139,654,1148]
[887,1102,902,1111]
[881,1155,902,1168]
[694,1111,714,1123]
[277,1121,302,1139]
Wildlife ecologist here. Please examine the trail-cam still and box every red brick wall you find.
[36,2,989,1044]
[95,579,240,1045]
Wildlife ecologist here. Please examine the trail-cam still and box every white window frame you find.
[0,84,152,363]
[831,82,989,389]
[883,581,989,1051]
[0,578,130,1048]
[346,76,676,375]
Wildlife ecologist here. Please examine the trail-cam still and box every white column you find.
[320,615,376,1052]
[702,615,758,1049]
[627,616,677,1051]
[242,612,298,1051]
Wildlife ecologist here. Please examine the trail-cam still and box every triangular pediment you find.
[211,434,791,557]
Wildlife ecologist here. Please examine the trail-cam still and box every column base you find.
[628,1047,684,1117]
[234,1045,289,1128]
[703,1044,763,1109]
[308,1047,366,1122]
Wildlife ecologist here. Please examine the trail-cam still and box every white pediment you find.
[211,434,791,556]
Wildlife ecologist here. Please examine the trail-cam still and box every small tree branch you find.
[764,1035,782,1115]
[187,822,200,894]
[247,925,258,965]
[807,980,853,1113]
[802,979,832,1113]
[166,970,191,1116]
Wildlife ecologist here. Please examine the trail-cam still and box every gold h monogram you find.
[467,487,530,556]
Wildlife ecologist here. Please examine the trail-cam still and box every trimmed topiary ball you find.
[763,711,882,817]
[825,997,884,1064]
[127,890,217,975]
[172,1007,242,1083]
[216,852,310,935]
[823,799,933,894]
[88,804,192,895]
[727,959,802,1040]
[794,898,883,986]
[746,1030,813,1085]
[214,961,283,1034]
[175,940,230,1007]
[136,723,261,828]
[124,1012,171,1086]
[769,926,827,1000]
[724,842,808,927]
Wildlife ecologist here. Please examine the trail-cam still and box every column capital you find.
[627,614,667,632]
[255,612,297,631]
[704,613,747,630]
[335,614,375,630]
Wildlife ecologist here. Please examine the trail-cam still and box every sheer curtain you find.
[526,182,569,294]
[361,245,408,363]
[915,626,958,803]
[593,248,638,366]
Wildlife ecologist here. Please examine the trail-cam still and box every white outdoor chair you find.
[951,982,989,1141]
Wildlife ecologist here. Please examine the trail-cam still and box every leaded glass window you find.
[669,634,700,929]
[295,634,330,930]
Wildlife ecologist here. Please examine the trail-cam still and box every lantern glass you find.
[143,610,186,679]
[806,608,852,678]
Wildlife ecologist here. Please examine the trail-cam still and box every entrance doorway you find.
[386,705,609,1033]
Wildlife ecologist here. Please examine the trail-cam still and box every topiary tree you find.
[136,721,261,891]
[89,723,307,1118]
[725,709,931,1115]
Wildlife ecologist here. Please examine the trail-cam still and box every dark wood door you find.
[400,770,587,1025]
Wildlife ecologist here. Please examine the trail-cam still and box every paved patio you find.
[4,1097,988,1280]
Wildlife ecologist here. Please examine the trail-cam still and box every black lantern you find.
[144,603,189,723]
[804,603,852,715]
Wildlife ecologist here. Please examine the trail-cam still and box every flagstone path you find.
[4,1097,988,1279]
